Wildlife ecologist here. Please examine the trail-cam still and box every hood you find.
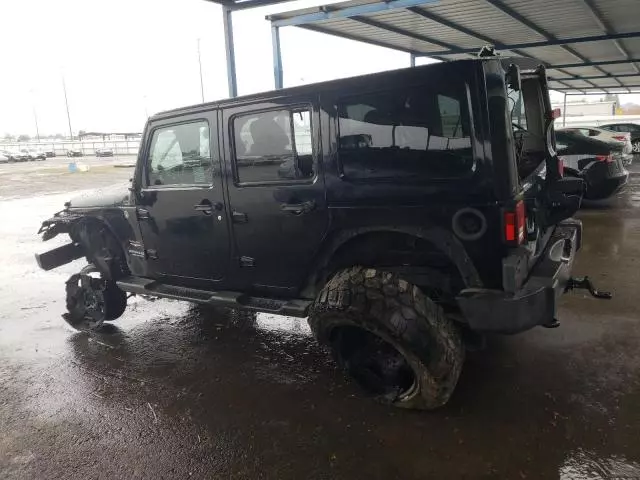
[67,183,130,209]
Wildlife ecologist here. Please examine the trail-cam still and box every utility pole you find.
[32,105,40,142]
[62,75,73,140]
[30,89,40,142]
[197,38,205,103]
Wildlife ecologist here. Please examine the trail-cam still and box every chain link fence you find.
[0,139,141,156]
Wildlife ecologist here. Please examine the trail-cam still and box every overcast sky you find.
[0,0,637,137]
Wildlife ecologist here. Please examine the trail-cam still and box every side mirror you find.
[507,64,521,91]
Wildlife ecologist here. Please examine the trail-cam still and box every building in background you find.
[552,100,617,118]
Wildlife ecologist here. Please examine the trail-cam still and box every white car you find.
[0,153,8,164]
[559,126,632,154]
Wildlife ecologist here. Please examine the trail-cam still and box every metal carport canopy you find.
[266,0,640,94]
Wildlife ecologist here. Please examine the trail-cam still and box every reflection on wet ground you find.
[1,168,640,478]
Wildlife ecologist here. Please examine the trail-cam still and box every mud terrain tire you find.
[308,266,464,410]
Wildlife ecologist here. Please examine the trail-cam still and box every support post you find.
[563,92,567,127]
[410,53,416,67]
[62,75,73,140]
[272,25,283,89]
[32,105,40,142]
[222,6,238,98]
[197,38,205,103]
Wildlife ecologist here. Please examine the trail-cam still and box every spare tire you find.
[308,266,464,410]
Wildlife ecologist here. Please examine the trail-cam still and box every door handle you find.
[280,200,316,215]
[194,200,213,214]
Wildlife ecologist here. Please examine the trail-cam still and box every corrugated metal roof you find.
[268,0,640,93]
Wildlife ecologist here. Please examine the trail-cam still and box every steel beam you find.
[550,86,586,94]
[220,0,297,11]
[222,6,238,98]
[481,0,627,89]
[551,58,640,69]
[350,15,462,52]
[553,85,640,91]
[422,31,640,56]
[565,91,640,95]
[272,25,283,89]
[550,72,640,81]
[298,24,425,56]
[405,6,577,89]
[269,0,438,27]
[580,0,640,74]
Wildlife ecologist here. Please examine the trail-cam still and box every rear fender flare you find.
[303,226,483,297]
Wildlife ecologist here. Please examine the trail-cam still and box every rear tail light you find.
[550,108,562,120]
[504,200,526,245]
[595,154,614,163]
[558,156,565,177]
[612,135,627,141]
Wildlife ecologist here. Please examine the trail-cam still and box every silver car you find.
[558,127,633,165]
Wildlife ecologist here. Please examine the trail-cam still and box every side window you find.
[438,95,464,138]
[337,86,473,181]
[148,121,212,186]
[507,88,527,131]
[232,108,314,184]
[555,133,570,152]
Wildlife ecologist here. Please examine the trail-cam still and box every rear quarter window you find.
[337,84,474,182]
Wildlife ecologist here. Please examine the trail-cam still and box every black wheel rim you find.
[332,326,416,400]
[65,271,107,329]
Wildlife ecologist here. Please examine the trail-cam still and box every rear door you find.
[136,112,230,287]
[221,98,329,294]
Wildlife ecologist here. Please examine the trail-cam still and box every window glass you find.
[337,86,473,181]
[233,108,314,183]
[507,88,527,131]
[148,121,212,186]
[554,132,571,152]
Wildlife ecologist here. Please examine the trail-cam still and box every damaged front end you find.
[36,204,133,330]
[36,206,129,281]
[35,210,87,271]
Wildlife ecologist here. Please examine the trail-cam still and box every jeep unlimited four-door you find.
[36,58,605,409]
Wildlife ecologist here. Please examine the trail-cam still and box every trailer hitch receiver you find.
[565,276,612,299]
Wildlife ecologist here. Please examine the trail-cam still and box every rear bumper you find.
[585,171,628,200]
[457,219,581,334]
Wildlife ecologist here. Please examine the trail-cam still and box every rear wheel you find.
[633,140,640,154]
[309,267,464,410]
[64,264,127,331]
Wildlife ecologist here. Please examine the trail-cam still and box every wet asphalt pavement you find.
[1,163,640,479]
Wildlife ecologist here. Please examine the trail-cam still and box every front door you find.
[222,100,329,293]
[137,113,230,287]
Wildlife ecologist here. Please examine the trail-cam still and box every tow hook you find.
[565,276,613,299]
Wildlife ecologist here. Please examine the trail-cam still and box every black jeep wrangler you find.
[36,57,597,409]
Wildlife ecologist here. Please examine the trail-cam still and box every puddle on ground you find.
[255,313,311,337]
[560,449,640,479]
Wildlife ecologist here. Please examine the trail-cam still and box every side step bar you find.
[116,276,312,317]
